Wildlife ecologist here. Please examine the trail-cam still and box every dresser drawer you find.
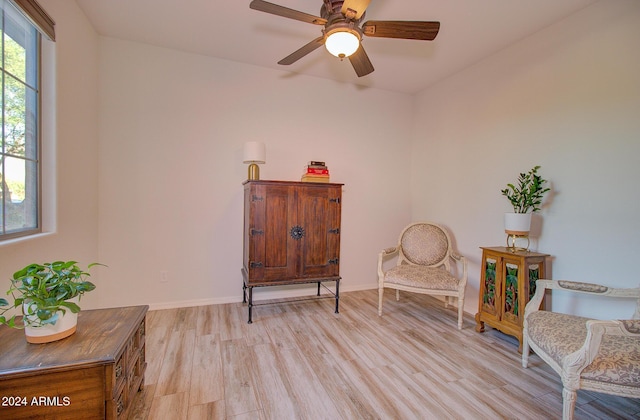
[113,350,127,394]
[0,366,105,419]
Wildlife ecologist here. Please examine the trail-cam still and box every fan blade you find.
[348,45,374,77]
[341,0,371,20]
[278,36,325,65]
[250,0,327,25]
[362,21,440,40]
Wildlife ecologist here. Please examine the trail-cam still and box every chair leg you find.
[378,286,384,316]
[562,387,577,420]
[522,334,530,368]
[457,297,464,330]
[395,289,400,301]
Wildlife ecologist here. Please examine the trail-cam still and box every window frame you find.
[0,0,52,242]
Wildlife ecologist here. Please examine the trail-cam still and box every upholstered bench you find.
[522,279,640,420]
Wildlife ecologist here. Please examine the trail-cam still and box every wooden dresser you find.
[0,305,148,419]
[242,180,343,323]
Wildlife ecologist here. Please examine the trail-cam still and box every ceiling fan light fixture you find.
[325,29,360,59]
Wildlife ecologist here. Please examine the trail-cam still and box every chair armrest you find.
[377,247,398,281]
[450,253,468,286]
[563,319,640,386]
[601,319,640,337]
[380,247,398,256]
[523,279,552,317]
[525,279,640,319]
[539,279,640,297]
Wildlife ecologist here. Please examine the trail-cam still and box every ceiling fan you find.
[249,0,440,77]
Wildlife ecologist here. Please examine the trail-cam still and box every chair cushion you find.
[527,311,640,387]
[384,264,460,291]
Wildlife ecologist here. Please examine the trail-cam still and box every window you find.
[1,0,53,241]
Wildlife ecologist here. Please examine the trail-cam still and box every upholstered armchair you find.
[377,222,467,329]
[522,279,640,420]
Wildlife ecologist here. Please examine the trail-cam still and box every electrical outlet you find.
[160,271,168,283]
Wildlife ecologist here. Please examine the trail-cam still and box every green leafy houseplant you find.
[501,165,550,213]
[0,261,102,329]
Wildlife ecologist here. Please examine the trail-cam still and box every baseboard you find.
[147,283,377,311]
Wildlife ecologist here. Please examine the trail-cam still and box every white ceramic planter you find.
[504,212,532,235]
[23,297,79,344]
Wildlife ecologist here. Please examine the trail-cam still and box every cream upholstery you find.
[522,279,640,420]
[378,222,467,329]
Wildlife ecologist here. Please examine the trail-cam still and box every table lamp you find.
[243,141,266,180]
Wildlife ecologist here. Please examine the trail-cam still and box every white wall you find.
[95,39,413,309]
[4,0,638,320]
[1,1,412,312]
[0,0,101,309]
[412,0,640,319]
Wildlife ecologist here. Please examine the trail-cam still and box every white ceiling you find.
[74,0,598,94]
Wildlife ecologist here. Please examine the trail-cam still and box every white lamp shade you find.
[243,141,266,164]
[325,31,360,58]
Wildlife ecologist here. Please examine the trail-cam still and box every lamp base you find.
[506,234,530,252]
[247,163,260,180]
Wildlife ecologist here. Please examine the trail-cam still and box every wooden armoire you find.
[241,180,343,323]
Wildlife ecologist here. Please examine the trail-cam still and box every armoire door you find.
[297,184,342,278]
[245,182,297,283]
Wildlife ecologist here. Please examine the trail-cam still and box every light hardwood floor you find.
[129,289,640,419]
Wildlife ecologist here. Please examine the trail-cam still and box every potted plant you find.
[0,261,103,343]
[501,165,550,235]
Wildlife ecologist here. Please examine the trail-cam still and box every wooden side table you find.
[0,305,147,419]
[474,246,549,352]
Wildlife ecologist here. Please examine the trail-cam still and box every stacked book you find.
[301,161,330,183]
